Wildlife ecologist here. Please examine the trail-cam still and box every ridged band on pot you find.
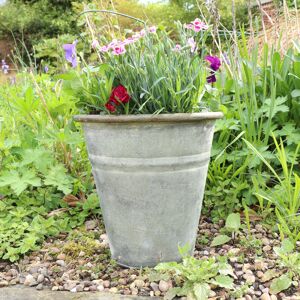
[74,112,223,267]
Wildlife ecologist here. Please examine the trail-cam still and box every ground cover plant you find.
[0,74,100,261]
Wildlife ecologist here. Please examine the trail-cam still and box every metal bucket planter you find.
[74,112,223,267]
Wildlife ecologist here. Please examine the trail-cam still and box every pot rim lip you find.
[74,112,224,123]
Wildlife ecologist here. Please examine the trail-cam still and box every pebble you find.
[261,294,271,300]
[158,280,170,292]
[263,245,272,252]
[85,220,98,230]
[109,287,118,293]
[36,283,43,290]
[57,253,66,260]
[97,284,104,291]
[0,280,8,287]
[76,284,84,292]
[103,280,110,288]
[52,286,59,291]
[257,271,264,278]
[56,260,65,267]
[134,279,144,289]
[154,290,161,296]
[150,282,159,292]
[24,274,37,286]
[37,274,44,283]
[243,274,256,284]
[118,278,127,285]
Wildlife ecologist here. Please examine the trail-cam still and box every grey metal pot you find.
[74,112,223,267]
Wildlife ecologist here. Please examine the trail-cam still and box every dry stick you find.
[248,0,255,49]
[30,72,72,171]
[83,4,103,63]
[256,0,268,43]
[195,0,233,77]
[274,0,280,44]
[294,0,300,39]
[231,0,238,61]
[283,0,290,29]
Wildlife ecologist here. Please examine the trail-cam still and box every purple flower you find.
[207,74,216,84]
[63,40,78,68]
[149,26,157,33]
[44,65,49,73]
[205,56,221,71]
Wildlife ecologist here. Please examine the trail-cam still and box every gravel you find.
[0,217,299,299]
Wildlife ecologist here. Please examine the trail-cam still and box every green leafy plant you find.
[269,239,300,294]
[211,213,241,247]
[0,192,100,262]
[244,134,300,242]
[154,247,235,300]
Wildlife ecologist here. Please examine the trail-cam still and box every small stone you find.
[0,280,8,287]
[229,248,240,256]
[70,287,77,293]
[89,286,97,291]
[261,294,271,300]
[109,287,118,293]
[159,280,170,292]
[36,284,43,290]
[242,263,252,272]
[76,284,84,292]
[262,238,270,246]
[243,274,256,284]
[57,253,66,260]
[78,251,85,257]
[85,220,97,230]
[52,286,59,291]
[131,287,138,295]
[150,291,154,297]
[8,269,18,277]
[257,271,264,278]
[245,296,252,300]
[134,279,144,289]
[150,282,159,292]
[118,278,127,285]
[56,260,65,267]
[103,280,110,288]
[263,245,271,252]
[270,295,277,300]
[50,247,60,254]
[97,285,104,291]
[37,274,44,283]
[255,260,266,271]
[24,274,37,286]
[209,290,217,297]
[154,290,161,296]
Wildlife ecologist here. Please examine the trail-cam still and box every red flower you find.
[105,102,116,113]
[109,85,131,104]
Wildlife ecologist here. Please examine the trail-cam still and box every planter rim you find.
[74,112,223,124]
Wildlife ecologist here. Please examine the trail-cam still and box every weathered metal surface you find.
[75,113,223,267]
